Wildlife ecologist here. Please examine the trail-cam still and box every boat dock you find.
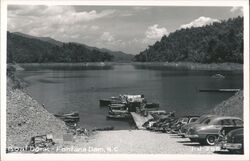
[130,112,153,130]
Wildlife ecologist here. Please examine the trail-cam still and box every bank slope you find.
[210,90,243,119]
[7,77,68,148]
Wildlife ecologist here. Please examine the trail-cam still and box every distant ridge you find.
[8,32,113,63]
[13,32,63,47]
[12,32,133,62]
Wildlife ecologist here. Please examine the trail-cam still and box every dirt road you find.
[54,130,224,154]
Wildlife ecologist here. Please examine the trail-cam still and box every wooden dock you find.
[130,112,153,130]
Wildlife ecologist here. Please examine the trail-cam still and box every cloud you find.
[230,6,243,15]
[180,16,220,29]
[145,24,168,39]
[8,5,115,38]
[100,32,115,42]
[90,25,100,30]
[143,24,168,44]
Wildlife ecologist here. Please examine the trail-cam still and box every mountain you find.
[12,32,133,62]
[98,48,133,62]
[13,32,63,47]
[7,32,113,63]
[134,16,243,63]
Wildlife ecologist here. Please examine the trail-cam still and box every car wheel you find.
[206,135,217,146]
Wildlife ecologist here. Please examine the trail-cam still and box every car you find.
[149,117,176,131]
[178,114,217,138]
[185,116,243,145]
[217,127,244,154]
[170,116,200,134]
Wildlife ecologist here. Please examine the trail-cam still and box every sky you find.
[7,5,243,54]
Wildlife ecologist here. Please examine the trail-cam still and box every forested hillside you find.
[134,16,243,63]
[8,32,117,63]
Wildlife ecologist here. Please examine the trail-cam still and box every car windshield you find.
[203,118,211,124]
[197,115,214,123]
[234,119,243,126]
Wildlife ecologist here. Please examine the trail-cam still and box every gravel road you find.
[53,130,224,154]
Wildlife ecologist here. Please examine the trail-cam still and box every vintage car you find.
[185,116,243,145]
[217,127,244,154]
[178,114,217,138]
[148,117,176,131]
[170,116,200,134]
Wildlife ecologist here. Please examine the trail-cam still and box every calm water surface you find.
[17,64,243,130]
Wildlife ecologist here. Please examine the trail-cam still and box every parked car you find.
[217,127,244,154]
[178,114,217,138]
[149,117,176,131]
[170,116,200,134]
[185,116,243,145]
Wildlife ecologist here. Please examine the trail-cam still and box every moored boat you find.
[54,112,80,123]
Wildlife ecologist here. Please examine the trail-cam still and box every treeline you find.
[134,16,243,63]
[7,32,114,63]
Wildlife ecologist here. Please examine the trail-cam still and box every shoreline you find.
[132,62,243,71]
[9,62,243,72]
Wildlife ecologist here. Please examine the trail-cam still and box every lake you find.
[16,63,243,130]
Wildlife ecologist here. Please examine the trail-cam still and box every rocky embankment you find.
[7,75,68,149]
[210,90,243,119]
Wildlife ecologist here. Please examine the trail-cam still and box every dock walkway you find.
[130,112,153,130]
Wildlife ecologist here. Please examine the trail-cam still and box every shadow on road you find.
[213,151,243,155]
[170,136,182,138]
[182,143,203,147]
[177,141,192,143]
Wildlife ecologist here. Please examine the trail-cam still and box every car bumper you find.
[221,143,242,150]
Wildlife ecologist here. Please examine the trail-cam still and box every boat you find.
[99,96,125,107]
[109,109,129,115]
[109,103,126,109]
[54,112,80,123]
[99,99,112,107]
[100,94,145,107]
[106,114,130,120]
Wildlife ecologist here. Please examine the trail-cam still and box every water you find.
[16,64,243,130]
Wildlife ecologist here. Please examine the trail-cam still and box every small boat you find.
[109,109,129,115]
[54,111,79,117]
[211,73,225,79]
[99,96,125,107]
[54,112,80,123]
[99,99,112,106]
[106,114,130,120]
[109,103,126,109]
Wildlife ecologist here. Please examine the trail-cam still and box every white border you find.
[1,0,249,161]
